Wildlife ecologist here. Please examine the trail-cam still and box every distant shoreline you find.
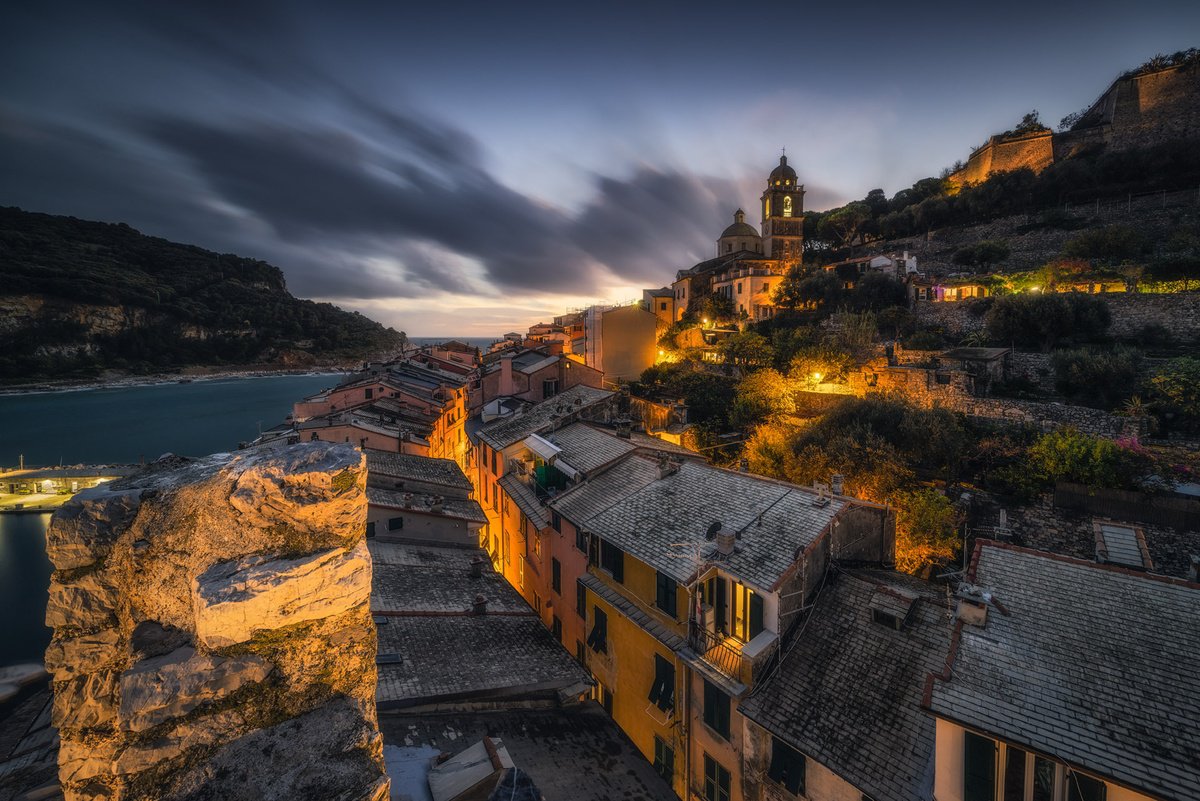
[0,365,351,397]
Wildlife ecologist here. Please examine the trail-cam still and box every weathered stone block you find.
[53,670,120,730]
[59,736,121,784]
[46,486,143,570]
[46,572,120,630]
[114,709,245,775]
[192,539,372,647]
[118,646,272,733]
[160,696,384,801]
[46,628,123,679]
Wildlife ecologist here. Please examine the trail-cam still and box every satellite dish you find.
[705,521,722,540]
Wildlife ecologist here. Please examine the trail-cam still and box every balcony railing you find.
[688,621,743,680]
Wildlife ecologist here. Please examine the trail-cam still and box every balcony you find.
[687,621,744,681]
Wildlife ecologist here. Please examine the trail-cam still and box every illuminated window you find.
[783,196,793,217]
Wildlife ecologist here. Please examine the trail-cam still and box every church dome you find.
[721,208,760,240]
[769,155,797,184]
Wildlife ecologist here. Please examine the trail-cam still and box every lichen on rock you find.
[44,442,387,801]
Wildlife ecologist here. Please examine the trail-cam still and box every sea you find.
[0,373,342,665]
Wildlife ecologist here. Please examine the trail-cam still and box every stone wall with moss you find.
[44,442,388,801]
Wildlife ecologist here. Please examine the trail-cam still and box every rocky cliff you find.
[43,442,388,801]
[0,206,406,381]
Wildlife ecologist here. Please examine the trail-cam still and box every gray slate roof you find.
[367,487,486,524]
[740,569,951,801]
[498,473,550,530]
[477,386,615,451]
[365,449,472,491]
[369,540,589,708]
[928,543,1200,801]
[543,423,636,476]
[552,456,847,590]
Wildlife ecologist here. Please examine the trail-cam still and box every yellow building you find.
[551,454,895,801]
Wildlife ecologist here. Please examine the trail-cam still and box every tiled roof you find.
[477,386,615,450]
[543,423,636,476]
[366,487,486,524]
[364,449,472,490]
[498,473,550,530]
[740,569,951,801]
[369,540,589,707]
[927,543,1200,801]
[553,457,847,590]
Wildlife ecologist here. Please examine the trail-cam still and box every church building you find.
[659,155,806,324]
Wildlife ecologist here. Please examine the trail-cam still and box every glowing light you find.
[702,318,709,326]
[812,372,823,382]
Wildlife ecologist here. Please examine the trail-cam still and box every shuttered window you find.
[647,654,675,713]
[768,737,806,795]
[702,679,730,739]
[586,607,607,654]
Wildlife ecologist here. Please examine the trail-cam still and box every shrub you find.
[1149,357,1200,422]
[1051,347,1142,409]
[952,240,1010,269]
[1026,428,1147,489]
[984,293,1110,350]
[894,489,961,575]
[731,368,795,427]
[1062,225,1148,264]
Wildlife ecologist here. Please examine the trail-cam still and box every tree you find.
[1149,357,1200,421]
[818,202,871,248]
[698,293,736,324]
[952,240,1011,269]
[984,293,1110,351]
[894,489,961,575]
[719,331,774,367]
[730,368,795,427]
[1027,428,1142,488]
[1062,225,1148,264]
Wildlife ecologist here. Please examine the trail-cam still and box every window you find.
[659,302,667,312]
[575,526,587,553]
[763,282,770,293]
[576,580,586,617]
[655,571,677,618]
[732,581,764,642]
[551,616,562,643]
[543,379,558,398]
[586,607,607,653]
[575,640,585,664]
[782,195,793,217]
[768,738,806,795]
[365,521,376,538]
[653,736,674,782]
[737,282,743,294]
[552,511,561,532]
[599,539,624,582]
[725,243,732,253]
[703,754,731,801]
[532,531,541,558]
[533,592,541,613]
[365,387,373,400]
[647,653,675,713]
[491,448,498,476]
[552,558,562,594]
[387,517,403,531]
[600,683,614,715]
[964,732,997,801]
[1067,772,1106,801]
[1003,745,1026,801]
[702,679,730,739]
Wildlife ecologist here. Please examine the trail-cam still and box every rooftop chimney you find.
[499,352,516,396]
[738,459,749,473]
[830,473,844,495]
[955,583,988,626]
[656,454,680,480]
[472,594,488,615]
[469,557,484,579]
[616,419,632,439]
[1189,554,1199,583]
[430,495,444,514]
[715,526,736,557]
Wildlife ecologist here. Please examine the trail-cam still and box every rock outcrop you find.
[44,442,388,801]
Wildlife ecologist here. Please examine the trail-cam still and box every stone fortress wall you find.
[952,62,1200,186]
[44,443,388,801]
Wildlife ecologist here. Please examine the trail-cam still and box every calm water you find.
[0,373,338,664]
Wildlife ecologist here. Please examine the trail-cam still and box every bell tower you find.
[760,153,805,271]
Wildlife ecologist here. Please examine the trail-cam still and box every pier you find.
[0,465,140,513]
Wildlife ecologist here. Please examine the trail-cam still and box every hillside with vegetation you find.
[0,207,406,382]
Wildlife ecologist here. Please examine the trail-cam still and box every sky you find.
[2,1,1197,336]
